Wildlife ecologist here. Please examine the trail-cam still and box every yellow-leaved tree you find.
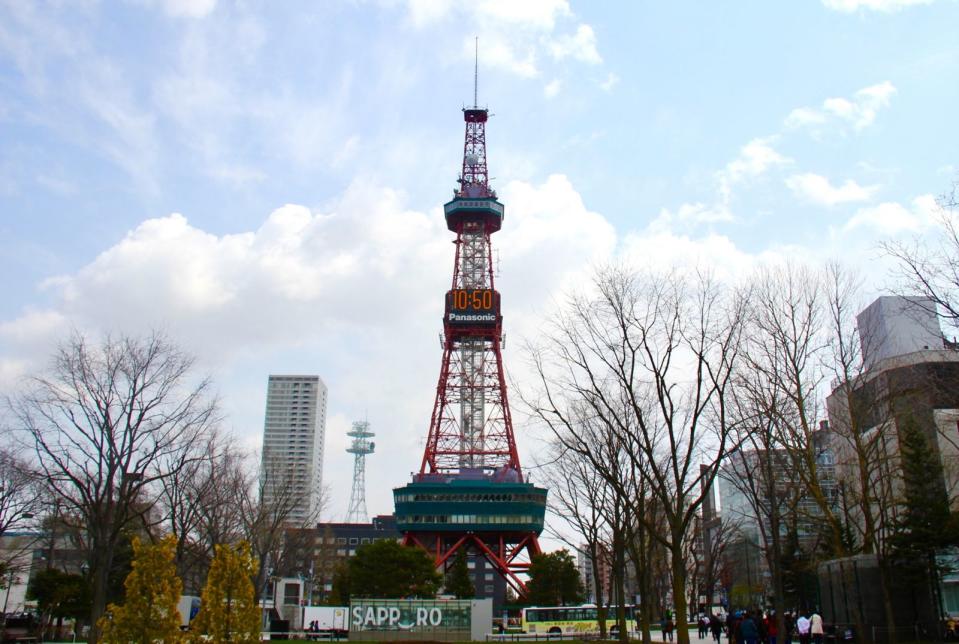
[191,541,261,643]
[99,535,184,644]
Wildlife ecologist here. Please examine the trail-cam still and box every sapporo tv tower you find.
[393,52,547,597]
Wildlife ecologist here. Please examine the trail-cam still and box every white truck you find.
[302,606,349,638]
[177,595,201,629]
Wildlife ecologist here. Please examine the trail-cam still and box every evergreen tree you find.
[327,561,351,605]
[526,550,585,606]
[348,540,442,598]
[889,416,959,603]
[98,535,184,644]
[28,569,91,639]
[445,549,475,599]
[191,541,261,643]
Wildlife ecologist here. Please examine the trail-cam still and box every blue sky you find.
[1,0,958,521]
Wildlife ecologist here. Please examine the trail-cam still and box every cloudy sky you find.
[1,0,957,523]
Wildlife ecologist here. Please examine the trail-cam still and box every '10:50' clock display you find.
[444,289,501,323]
[449,289,494,309]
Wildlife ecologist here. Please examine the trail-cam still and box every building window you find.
[485,585,494,593]
[485,573,494,581]
[467,561,475,569]
[349,538,358,545]
[284,582,300,605]
[336,537,347,545]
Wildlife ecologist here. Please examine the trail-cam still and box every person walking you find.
[796,612,811,644]
[710,614,724,643]
[700,615,710,640]
[727,612,739,644]
[810,610,823,644]
[784,612,795,644]
[765,612,778,644]
[739,611,759,644]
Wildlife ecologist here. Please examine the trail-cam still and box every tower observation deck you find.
[393,94,547,597]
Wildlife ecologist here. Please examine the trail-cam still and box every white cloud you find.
[405,0,572,29]
[783,107,826,129]
[620,230,774,284]
[475,0,572,29]
[786,173,879,206]
[725,138,791,182]
[599,72,619,92]
[822,0,935,12]
[417,1,601,79]
[162,0,217,18]
[648,202,734,234]
[786,81,897,132]
[1,175,615,376]
[406,0,453,26]
[718,137,791,203]
[547,24,602,64]
[543,79,562,98]
[843,194,939,234]
[469,35,539,78]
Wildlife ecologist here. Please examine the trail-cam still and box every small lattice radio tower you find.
[346,420,375,523]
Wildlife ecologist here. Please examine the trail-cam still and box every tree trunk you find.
[590,542,607,638]
[877,559,897,644]
[628,537,653,644]
[89,542,114,644]
[671,540,690,644]
[613,525,628,643]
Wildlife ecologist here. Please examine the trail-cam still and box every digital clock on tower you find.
[444,289,501,326]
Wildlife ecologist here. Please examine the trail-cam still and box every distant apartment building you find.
[577,543,612,605]
[716,429,837,609]
[261,375,328,525]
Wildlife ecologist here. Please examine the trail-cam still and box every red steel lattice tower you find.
[393,80,547,597]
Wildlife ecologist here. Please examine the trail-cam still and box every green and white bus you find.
[521,605,637,634]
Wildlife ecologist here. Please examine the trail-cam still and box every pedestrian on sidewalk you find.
[796,612,811,644]
[739,611,759,644]
[709,614,723,643]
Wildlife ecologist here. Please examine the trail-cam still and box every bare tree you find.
[539,441,613,636]
[882,182,959,329]
[699,515,733,614]
[239,448,327,607]
[524,265,747,644]
[721,403,796,639]
[5,332,219,642]
[740,263,903,640]
[822,264,934,642]
[0,448,43,537]
[156,430,246,592]
[0,448,44,583]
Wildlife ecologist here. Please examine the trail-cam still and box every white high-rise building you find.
[261,375,327,525]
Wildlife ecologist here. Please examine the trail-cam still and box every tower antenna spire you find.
[473,36,479,108]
